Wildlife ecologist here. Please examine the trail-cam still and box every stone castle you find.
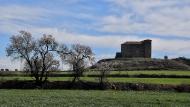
[95,39,190,71]
[115,39,152,58]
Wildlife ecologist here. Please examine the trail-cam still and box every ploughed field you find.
[0,71,190,85]
[0,90,190,107]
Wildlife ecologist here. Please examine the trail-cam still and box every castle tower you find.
[143,39,152,58]
[115,39,152,58]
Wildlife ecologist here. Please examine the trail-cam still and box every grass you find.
[84,77,190,85]
[116,71,190,76]
[0,70,190,85]
[2,70,190,76]
[0,71,189,106]
[0,89,189,107]
[107,78,190,85]
[1,76,190,85]
[52,71,190,78]
[87,70,190,76]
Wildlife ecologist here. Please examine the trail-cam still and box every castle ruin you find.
[115,39,152,58]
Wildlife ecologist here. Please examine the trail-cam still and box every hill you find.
[92,58,190,71]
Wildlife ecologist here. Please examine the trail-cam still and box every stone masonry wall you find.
[116,39,151,58]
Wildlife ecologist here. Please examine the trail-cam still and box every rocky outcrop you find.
[92,58,190,71]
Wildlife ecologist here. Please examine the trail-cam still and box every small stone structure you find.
[116,39,152,58]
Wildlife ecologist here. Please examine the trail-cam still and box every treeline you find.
[6,31,111,87]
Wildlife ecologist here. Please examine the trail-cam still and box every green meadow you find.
[0,70,190,107]
[0,90,189,107]
[1,70,190,85]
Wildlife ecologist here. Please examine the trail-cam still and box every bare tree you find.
[59,44,95,83]
[6,31,59,85]
[96,62,112,88]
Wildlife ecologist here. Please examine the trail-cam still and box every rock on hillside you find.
[92,58,190,71]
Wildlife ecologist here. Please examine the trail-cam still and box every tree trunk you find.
[34,76,43,87]
[99,72,106,89]
[72,75,80,83]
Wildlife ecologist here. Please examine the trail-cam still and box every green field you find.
[0,71,190,106]
[85,70,190,76]
[1,76,190,85]
[0,90,189,107]
[110,71,190,76]
[2,70,190,76]
[1,70,190,85]
[51,70,190,75]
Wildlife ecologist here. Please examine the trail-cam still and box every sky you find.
[0,0,190,70]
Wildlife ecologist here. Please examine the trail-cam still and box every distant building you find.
[115,39,152,58]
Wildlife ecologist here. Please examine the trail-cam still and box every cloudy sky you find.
[0,0,190,70]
